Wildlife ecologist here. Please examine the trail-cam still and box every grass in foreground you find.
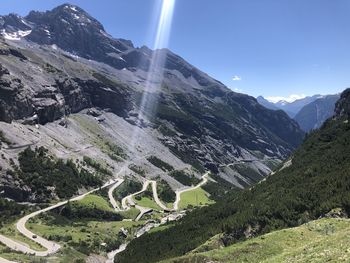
[165,218,350,263]
[178,187,214,210]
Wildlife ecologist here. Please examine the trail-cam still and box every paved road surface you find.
[150,181,171,212]
[173,172,210,211]
[117,180,170,220]
[0,257,18,263]
[108,179,125,211]
[119,181,153,221]
[120,180,150,209]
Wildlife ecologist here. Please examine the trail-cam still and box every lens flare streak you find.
[129,0,176,148]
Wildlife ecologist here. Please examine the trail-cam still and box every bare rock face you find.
[0,43,132,124]
[0,172,31,202]
[0,64,34,122]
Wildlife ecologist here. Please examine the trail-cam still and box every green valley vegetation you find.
[83,156,113,176]
[113,179,143,202]
[116,115,350,263]
[60,194,123,221]
[169,170,200,186]
[156,178,176,204]
[147,156,174,172]
[0,198,26,227]
[202,174,239,201]
[134,185,160,210]
[27,212,142,257]
[14,147,103,201]
[128,164,146,176]
[178,187,214,210]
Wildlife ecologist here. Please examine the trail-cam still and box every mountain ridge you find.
[257,94,323,118]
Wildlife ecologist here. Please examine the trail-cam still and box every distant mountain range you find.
[294,95,340,132]
[257,94,340,132]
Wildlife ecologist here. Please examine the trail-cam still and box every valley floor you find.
[0,172,212,263]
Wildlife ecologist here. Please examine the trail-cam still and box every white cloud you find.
[266,94,306,103]
[232,75,242,81]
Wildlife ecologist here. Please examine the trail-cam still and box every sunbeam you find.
[129,0,176,149]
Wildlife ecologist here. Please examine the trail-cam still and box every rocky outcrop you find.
[335,88,350,118]
[0,171,31,202]
[0,45,131,124]
[0,64,34,123]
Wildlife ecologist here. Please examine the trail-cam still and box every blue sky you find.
[1,0,350,100]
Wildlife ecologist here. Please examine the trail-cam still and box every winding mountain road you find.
[108,179,125,211]
[116,180,170,220]
[173,172,210,211]
[0,179,122,257]
[105,173,210,263]
[150,181,171,212]
[119,180,154,221]
[0,170,210,261]
[120,180,150,210]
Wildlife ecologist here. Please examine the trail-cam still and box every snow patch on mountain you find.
[1,29,32,40]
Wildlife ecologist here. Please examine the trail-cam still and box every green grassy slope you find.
[164,218,350,263]
[178,187,214,210]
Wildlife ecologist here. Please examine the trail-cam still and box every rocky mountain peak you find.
[26,3,105,32]
[0,4,134,68]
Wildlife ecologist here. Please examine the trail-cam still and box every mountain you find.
[257,94,340,132]
[294,94,340,132]
[116,89,350,263]
[274,95,322,117]
[256,96,279,111]
[0,3,304,195]
[257,95,323,118]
